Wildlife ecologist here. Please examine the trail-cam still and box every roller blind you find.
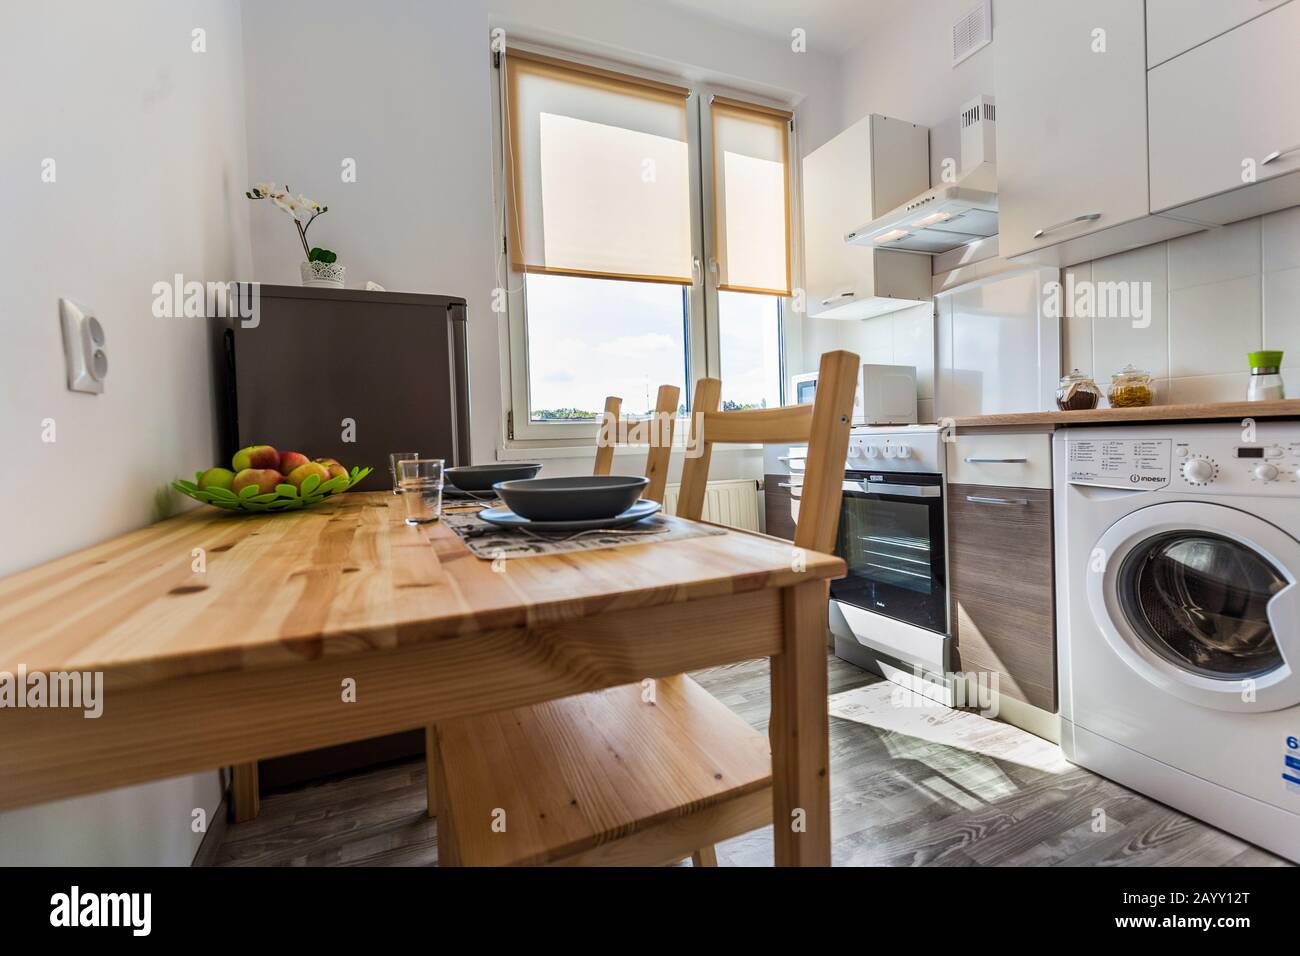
[505,49,693,285]
[709,96,792,296]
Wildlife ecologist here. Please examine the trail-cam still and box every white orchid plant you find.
[246,182,336,264]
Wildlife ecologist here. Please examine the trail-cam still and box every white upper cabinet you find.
[1148,1,1300,219]
[994,0,1158,261]
[1145,0,1292,68]
[801,114,931,319]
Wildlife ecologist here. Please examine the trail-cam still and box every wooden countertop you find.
[0,491,843,688]
[949,398,1300,428]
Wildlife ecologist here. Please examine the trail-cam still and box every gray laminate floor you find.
[206,653,1290,867]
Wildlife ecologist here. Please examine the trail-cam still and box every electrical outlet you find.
[59,298,108,394]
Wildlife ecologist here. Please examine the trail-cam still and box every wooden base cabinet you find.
[947,483,1056,712]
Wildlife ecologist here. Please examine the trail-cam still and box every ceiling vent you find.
[952,0,992,67]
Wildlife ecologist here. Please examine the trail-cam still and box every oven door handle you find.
[850,480,941,498]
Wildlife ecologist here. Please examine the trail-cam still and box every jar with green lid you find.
[1248,351,1286,401]
[1056,369,1101,411]
[1107,364,1155,408]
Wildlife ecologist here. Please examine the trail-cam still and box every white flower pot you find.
[300,260,346,288]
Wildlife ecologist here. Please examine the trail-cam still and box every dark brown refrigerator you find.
[211,283,471,790]
[214,284,471,491]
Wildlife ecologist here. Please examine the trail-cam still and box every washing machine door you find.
[1088,501,1300,712]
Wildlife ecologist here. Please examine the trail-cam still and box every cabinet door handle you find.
[963,457,1027,464]
[1033,213,1101,239]
[777,482,802,489]
[821,291,856,305]
[1262,144,1300,166]
[965,495,1029,506]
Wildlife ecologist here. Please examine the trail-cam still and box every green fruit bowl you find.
[171,466,373,513]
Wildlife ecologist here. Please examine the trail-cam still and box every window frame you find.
[492,43,797,445]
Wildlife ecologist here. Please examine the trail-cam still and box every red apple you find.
[286,461,330,490]
[314,458,348,480]
[232,444,278,471]
[278,451,310,473]
[232,468,284,495]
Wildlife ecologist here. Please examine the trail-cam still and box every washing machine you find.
[1054,422,1300,862]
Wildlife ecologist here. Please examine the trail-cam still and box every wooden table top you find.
[0,492,843,687]
[949,398,1300,428]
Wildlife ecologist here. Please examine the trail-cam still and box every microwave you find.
[790,363,918,425]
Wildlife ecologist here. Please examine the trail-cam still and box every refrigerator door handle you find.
[448,302,472,468]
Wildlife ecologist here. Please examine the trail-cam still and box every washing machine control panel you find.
[1068,431,1300,496]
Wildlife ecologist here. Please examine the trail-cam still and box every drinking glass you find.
[389,452,420,495]
[398,458,445,525]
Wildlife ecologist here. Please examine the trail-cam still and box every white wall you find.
[240,0,501,465]
[0,0,247,865]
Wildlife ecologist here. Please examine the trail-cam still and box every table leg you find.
[425,725,438,818]
[230,762,260,823]
[770,580,831,866]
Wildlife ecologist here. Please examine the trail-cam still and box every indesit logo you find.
[1129,473,1164,483]
[50,886,151,936]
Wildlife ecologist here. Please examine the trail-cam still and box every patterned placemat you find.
[442,507,726,560]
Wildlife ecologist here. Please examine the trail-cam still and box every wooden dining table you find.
[0,490,843,866]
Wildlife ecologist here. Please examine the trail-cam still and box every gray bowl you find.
[493,475,649,522]
[445,462,542,492]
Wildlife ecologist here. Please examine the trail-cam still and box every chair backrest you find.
[678,350,859,555]
[593,384,681,504]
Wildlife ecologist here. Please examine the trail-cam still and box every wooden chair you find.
[428,351,859,866]
[592,384,679,503]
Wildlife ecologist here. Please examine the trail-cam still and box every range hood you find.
[846,162,998,255]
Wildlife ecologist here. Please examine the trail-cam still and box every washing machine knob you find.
[1182,458,1214,483]
[1254,463,1279,482]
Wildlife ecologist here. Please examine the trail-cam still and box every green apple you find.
[278,451,310,473]
[286,461,330,490]
[232,445,278,471]
[198,466,235,492]
[232,468,284,495]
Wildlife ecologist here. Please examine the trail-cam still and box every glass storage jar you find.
[1107,364,1155,408]
[1056,369,1102,411]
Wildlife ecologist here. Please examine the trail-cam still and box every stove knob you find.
[847,445,862,460]
[863,445,879,458]
[883,445,897,458]
[1182,458,1214,483]
[1254,463,1279,482]
[896,444,912,459]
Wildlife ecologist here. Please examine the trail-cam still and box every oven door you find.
[832,471,947,633]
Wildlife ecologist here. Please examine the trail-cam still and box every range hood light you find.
[911,211,952,228]
[873,228,911,244]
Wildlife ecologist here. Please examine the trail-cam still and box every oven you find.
[832,470,947,633]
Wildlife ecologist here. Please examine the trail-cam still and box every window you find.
[496,47,794,440]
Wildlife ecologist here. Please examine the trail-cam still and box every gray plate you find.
[494,474,649,521]
[477,499,661,532]
[445,462,542,491]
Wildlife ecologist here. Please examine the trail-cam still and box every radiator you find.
[662,479,761,532]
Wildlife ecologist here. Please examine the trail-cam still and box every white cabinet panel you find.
[1146,0,1292,68]
[935,267,1060,419]
[1148,1,1300,214]
[801,115,931,319]
[995,0,1150,260]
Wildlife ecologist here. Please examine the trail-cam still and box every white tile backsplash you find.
[1091,244,1169,386]
[1167,218,1260,291]
[1263,205,1300,273]
[1063,207,1299,404]
[1169,274,1262,376]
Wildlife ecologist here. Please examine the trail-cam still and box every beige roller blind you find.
[709,96,793,296]
[505,50,693,285]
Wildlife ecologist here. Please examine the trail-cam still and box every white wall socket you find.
[59,298,108,394]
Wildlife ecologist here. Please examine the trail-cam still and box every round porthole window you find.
[1118,531,1286,680]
